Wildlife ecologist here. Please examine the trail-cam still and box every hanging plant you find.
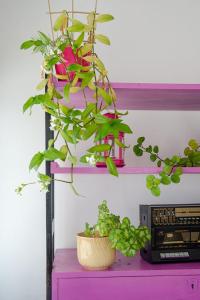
[16,4,132,195]
[133,137,200,196]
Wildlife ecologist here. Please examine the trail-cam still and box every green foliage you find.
[95,34,111,45]
[133,137,200,196]
[84,200,150,257]
[18,6,134,194]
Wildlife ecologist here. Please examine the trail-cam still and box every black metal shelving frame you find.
[45,111,54,300]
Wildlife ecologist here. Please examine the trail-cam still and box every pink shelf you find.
[53,248,200,277]
[51,162,200,175]
[53,79,200,110]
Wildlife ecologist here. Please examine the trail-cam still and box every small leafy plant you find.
[84,200,150,257]
[133,137,200,196]
[16,3,132,194]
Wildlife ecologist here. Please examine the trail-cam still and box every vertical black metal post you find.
[45,111,54,300]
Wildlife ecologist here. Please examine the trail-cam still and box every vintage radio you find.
[140,204,200,263]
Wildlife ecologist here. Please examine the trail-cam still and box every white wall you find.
[1,1,200,299]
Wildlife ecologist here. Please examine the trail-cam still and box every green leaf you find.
[157,160,162,167]
[38,173,51,182]
[53,12,67,32]
[74,32,85,49]
[46,56,60,69]
[38,31,51,45]
[95,34,111,46]
[188,139,198,150]
[36,79,48,91]
[151,186,161,197]
[88,144,111,153]
[67,64,82,72]
[146,145,152,153]
[96,14,114,23]
[133,145,143,156]
[160,175,171,185]
[171,174,180,184]
[44,148,66,161]
[146,175,155,183]
[94,124,111,142]
[82,103,96,119]
[20,40,35,49]
[117,123,133,134]
[150,154,157,162]
[81,72,94,88]
[174,167,183,176]
[115,138,127,148]
[137,137,145,145]
[80,154,91,163]
[29,152,44,171]
[163,164,173,175]
[63,83,70,102]
[23,94,50,113]
[153,146,159,153]
[98,87,112,105]
[68,20,85,32]
[106,157,118,177]
[95,114,110,124]
[23,97,34,113]
[48,139,54,148]
[78,43,93,56]
[60,145,68,157]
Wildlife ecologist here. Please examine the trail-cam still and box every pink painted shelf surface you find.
[53,248,200,277]
[51,162,200,175]
[52,249,200,300]
[54,79,200,110]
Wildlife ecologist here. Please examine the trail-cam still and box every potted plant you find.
[133,137,200,196]
[16,5,133,195]
[77,200,150,270]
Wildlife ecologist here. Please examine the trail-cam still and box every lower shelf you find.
[52,249,200,300]
[51,162,200,175]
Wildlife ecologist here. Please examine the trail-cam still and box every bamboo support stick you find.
[47,11,99,15]
[47,0,55,42]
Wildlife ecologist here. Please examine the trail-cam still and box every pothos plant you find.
[133,137,200,197]
[16,6,132,195]
[84,200,150,257]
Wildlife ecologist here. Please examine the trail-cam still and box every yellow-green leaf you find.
[53,12,68,32]
[87,12,95,26]
[95,34,111,46]
[68,20,85,32]
[74,32,84,48]
[82,55,96,63]
[55,74,70,80]
[64,83,70,102]
[78,43,93,57]
[36,79,48,91]
[106,157,118,177]
[96,14,114,23]
[70,87,81,94]
[98,87,112,105]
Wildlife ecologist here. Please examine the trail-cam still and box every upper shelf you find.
[54,79,200,110]
[51,162,200,175]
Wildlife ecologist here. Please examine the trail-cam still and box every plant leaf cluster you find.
[84,200,150,257]
[133,137,200,197]
[18,6,132,194]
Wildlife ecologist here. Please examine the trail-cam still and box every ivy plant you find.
[133,137,200,197]
[16,4,132,195]
[84,200,150,257]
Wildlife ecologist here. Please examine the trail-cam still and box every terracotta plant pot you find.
[77,233,116,270]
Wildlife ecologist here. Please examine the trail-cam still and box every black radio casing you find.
[140,204,200,264]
